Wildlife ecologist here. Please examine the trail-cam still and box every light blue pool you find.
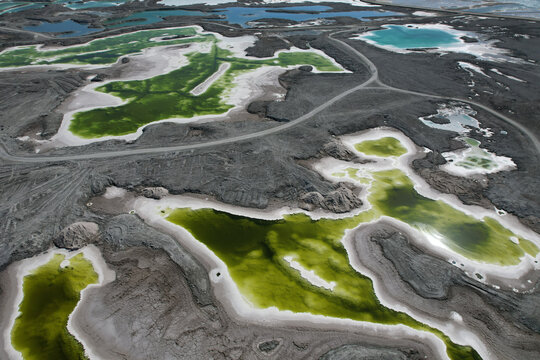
[24,19,101,38]
[362,24,461,49]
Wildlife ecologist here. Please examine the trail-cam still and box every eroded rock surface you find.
[351,223,540,360]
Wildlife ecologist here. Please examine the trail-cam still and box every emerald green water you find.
[354,137,407,157]
[11,253,98,360]
[166,208,480,360]
[0,28,209,67]
[69,43,341,138]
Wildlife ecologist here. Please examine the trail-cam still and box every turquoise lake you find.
[105,9,206,28]
[24,19,101,38]
[363,25,461,49]
[216,6,403,28]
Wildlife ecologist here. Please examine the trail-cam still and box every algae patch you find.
[442,137,516,175]
[354,137,407,157]
[0,27,204,67]
[11,253,98,360]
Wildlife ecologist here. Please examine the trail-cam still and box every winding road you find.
[1,25,538,163]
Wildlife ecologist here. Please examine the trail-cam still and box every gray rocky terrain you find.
[0,1,539,359]
[351,222,540,359]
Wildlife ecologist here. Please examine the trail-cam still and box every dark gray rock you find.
[139,186,168,199]
[258,339,280,353]
[246,36,290,58]
[247,100,272,118]
[101,214,213,306]
[367,227,540,334]
[54,222,100,250]
[319,344,423,360]
[300,185,362,213]
[298,65,313,72]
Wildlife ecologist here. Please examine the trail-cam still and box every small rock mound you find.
[322,141,356,161]
[298,65,313,72]
[140,186,169,199]
[300,185,362,213]
[54,222,100,250]
[258,339,281,354]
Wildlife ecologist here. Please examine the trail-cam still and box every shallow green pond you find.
[165,151,537,360]
[354,136,407,157]
[167,207,480,360]
[11,253,98,360]
[69,43,342,138]
[0,27,207,67]
[368,169,537,265]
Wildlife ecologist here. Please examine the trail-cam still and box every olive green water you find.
[69,42,341,138]
[166,136,537,360]
[11,253,98,360]
[354,136,407,157]
[167,207,480,360]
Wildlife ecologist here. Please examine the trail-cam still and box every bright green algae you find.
[0,27,207,67]
[354,137,407,157]
[166,208,480,360]
[69,43,342,138]
[11,253,98,360]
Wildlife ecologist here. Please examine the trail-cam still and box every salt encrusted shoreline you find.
[320,128,540,281]
[106,127,538,359]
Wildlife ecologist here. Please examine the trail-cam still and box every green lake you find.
[164,136,537,360]
[11,253,98,360]
[0,26,344,139]
[0,27,206,67]
[166,207,481,360]
[354,136,407,157]
[69,43,342,138]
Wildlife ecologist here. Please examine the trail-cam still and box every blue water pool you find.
[105,9,207,28]
[362,24,461,49]
[216,6,403,28]
[24,20,101,37]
